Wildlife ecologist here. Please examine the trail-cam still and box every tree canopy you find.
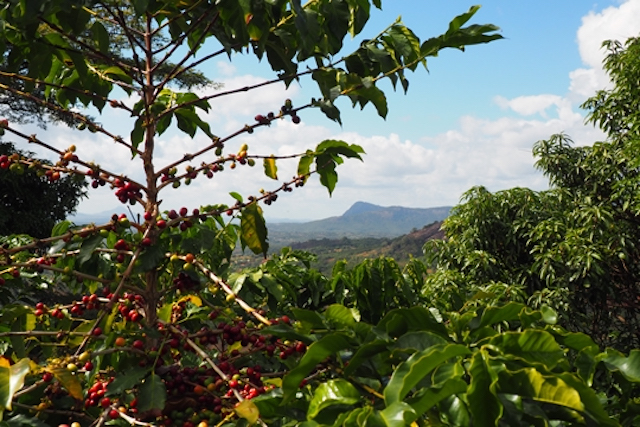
[424,37,640,352]
[0,141,86,238]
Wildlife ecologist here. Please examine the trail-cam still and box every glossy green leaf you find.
[467,351,502,427]
[0,358,30,417]
[408,377,467,417]
[240,202,268,257]
[376,306,448,338]
[282,333,352,404]
[599,349,640,382]
[90,21,110,53]
[264,156,278,180]
[539,305,557,324]
[476,302,525,328]
[447,5,481,33]
[106,367,150,396]
[343,339,391,376]
[488,330,565,369]
[77,233,103,266]
[137,373,166,413]
[497,368,583,411]
[324,304,357,328]
[51,220,71,237]
[290,308,326,329]
[384,343,470,405]
[307,379,361,420]
[394,331,448,352]
[555,372,620,426]
[379,402,418,427]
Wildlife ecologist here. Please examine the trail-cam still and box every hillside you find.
[233,221,446,274]
[267,202,451,245]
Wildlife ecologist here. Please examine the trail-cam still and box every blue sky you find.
[22,1,640,222]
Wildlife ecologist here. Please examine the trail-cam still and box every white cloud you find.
[570,0,640,99]
[494,94,566,118]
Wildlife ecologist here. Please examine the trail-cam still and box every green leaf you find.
[487,330,565,369]
[408,377,467,418]
[375,306,448,338]
[539,305,557,325]
[497,368,583,412]
[137,373,166,413]
[447,5,481,33]
[315,152,338,196]
[51,220,71,237]
[599,349,640,382]
[324,304,357,328]
[282,333,352,404]
[384,344,470,405]
[0,358,30,418]
[90,21,110,53]
[555,372,620,426]
[137,244,166,271]
[3,413,49,427]
[298,153,314,177]
[477,302,525,328]
[467,351,503,427]
[290,308,326,329]
[263,156,278,180]
[107,367,150,396]
[77,233,103,266]
[131,117,145,153]
[307,379,361,420]
[394,331,447,352]
[379,402,418,427]
[344,339,391,376]
[229,192,243,203]
[240,203,269,257]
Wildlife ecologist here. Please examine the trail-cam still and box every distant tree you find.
[0,142,86,238]
[424,36,640,351]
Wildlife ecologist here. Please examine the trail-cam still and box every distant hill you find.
[267,202,451,245]
[233,220,447,274]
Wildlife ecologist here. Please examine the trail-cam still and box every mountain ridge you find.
[267,202,451,245]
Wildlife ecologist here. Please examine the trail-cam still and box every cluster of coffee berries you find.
[85,377,112,408]
[57,145,78,168]
[166,207,200,231]
[69,292,102,317]
[113,178,142,204]
[117,292,144,323]
[281,98,300,124]
[263,192,278,206]
[173,272,201,292]
[0,153,17,170]
[161,167,178,184]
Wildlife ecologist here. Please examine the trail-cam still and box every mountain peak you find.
[342,201,383,216]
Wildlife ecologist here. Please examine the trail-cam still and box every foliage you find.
[0,0,510,426]
[0,142,86,238]
[424,39,640,352]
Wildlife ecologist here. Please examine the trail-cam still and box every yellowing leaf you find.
[178,295,202,307]
[51,367,83,400]
[263,156,278,180]
[0,358,31,417]
[235,399,260,425]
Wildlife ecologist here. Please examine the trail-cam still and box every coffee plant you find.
[0,1,512,426]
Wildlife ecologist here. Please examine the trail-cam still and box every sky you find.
[13,0,640,222]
